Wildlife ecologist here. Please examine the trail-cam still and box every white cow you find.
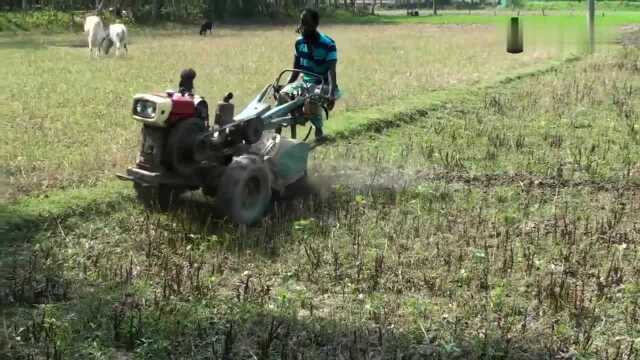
[84,15,106,57]
[103,24,128,57]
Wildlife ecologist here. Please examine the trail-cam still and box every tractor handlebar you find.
[272,69,331,105]
[273,69,325,89]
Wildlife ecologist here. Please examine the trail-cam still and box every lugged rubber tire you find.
[166,118,207,177]
[217,155,272,225]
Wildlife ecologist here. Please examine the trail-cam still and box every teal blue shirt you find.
[294,32,337,85]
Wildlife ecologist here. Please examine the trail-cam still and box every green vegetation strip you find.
[335,11,640,27]
[327,56,579,138]
[525,1,640,11]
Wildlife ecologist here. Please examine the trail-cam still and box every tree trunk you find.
[151,0,159,21]
[370,0,376,14]
[433,0,437,15]
[205,0,213,19]
[22,0,29,11]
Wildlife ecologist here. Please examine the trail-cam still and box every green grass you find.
[343,9,640,25]
[3,48,640,359]
[526,1,640,11]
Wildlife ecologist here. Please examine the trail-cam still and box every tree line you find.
[1,0,403,20]
[1,0,522,21]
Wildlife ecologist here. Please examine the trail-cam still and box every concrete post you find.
[588,0,595,53]
[507,17,523,54]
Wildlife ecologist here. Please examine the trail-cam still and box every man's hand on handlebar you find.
[326,98,335,111]
[326,88,336,111]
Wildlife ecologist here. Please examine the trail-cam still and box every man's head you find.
[297,8,319,40]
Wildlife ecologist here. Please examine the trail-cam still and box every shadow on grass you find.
[158,177,334,240]
[0,182,135,306]
[149,173,409,256]
[0,36,48,49]
[0,204,40,244]
[161,307,560,359]
[0,33,141,50]
[3,282,562,359]
[46,38,139,49]
[0,204,69,306]
[0,34,87,49]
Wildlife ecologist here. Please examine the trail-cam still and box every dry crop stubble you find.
[3,48,640,359]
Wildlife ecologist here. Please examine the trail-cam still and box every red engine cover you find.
[168,93,196,124]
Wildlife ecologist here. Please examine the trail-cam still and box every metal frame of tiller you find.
[250,69,329,141]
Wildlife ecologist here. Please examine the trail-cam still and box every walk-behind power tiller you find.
[117,69,332,225]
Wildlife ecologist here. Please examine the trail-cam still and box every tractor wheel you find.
[134,183,184,211]
[166,118,207,177]
[217,155,272,225]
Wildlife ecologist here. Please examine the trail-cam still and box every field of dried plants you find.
[2,14,640,360]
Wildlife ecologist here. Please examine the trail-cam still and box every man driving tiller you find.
[278,8,340,141]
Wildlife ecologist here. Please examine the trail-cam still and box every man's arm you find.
[328,62,337,98]
[326,39,338,106]
[326,62,337,110]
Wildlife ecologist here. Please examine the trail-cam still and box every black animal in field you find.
[200,21,213,36]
